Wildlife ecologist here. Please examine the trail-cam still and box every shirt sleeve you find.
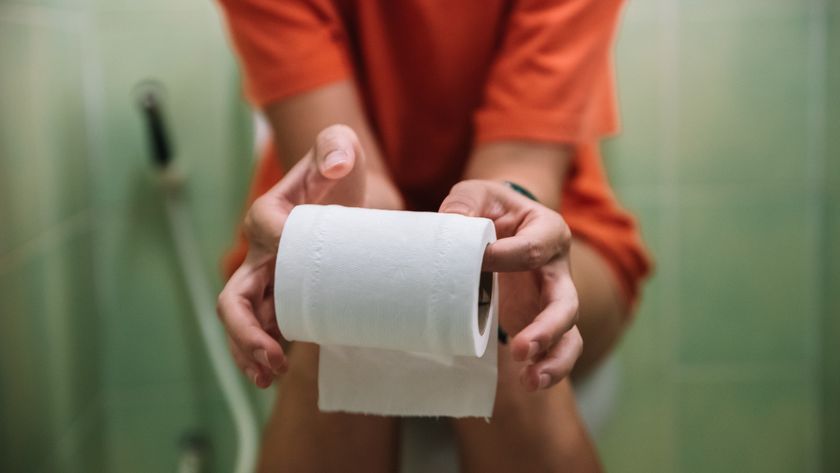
[473,0,625,145]
[217,0,351,107]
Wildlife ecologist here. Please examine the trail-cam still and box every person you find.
[215,0,651,471]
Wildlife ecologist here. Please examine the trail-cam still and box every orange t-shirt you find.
[219,0,652,305]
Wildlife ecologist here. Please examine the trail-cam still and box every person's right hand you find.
[217,124,368,388]
[439,180,582,392]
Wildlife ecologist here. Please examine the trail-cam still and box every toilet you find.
[399,355,621,473]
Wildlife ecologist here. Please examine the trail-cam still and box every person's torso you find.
[335,0,511,210]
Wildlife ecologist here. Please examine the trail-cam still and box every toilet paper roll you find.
[274,204,498,417]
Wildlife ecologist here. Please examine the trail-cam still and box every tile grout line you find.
[657,0,681,469]
[0,1,90,272]
[78,4,116,470]
[674,362,819,384]
[805,0,828,471]
[24,14,81,416]
[0,5,103,470]
[0,209,93,274]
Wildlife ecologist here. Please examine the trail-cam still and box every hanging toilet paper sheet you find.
[274,204,498,417]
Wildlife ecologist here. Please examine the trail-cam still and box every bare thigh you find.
[257,343,400,473]
[452,343,602,473]
[453,239,624,473]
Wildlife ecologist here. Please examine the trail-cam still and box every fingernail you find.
[441,203,471,216]
[245,367,258,383]
[538,373,550,389]
[254,349,270,369]
[527,341,540,360]
[324,150,348,169]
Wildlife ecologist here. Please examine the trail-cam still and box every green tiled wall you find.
[823,4,840,472]
[0,224,104,472]
[0,5,102,471]
[0,0,836,472]
[87,0,254,470]
[600,1,836,472]
[0,0,253,470]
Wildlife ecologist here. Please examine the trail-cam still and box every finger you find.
[255,292,281,340]
[483,209,571,273]
[438,179,497,218]
[219,288,287,376]
[229,337,274,388]
[520,326,583,391]
[242,196,292,256]
[313,124,360,179]
[510,265,578,362]
[217,265,288,375]
[438,181,571,273]
[277,124,366,205]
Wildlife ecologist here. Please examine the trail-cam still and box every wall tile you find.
[676,3,812,186]
[676,378,820,473]
[82,4,255,470]
[0,17,91,255]
[0,225,101,471]
[597,199,676,473]
[103,388,240,472]
[0,0,87,10]
[605,195,666,367]
[93,189,244,396]
[89,0,207,13]
[41,225,103,443]
[0,249,55,471]
[1,0,252,470]
[677,0,811,22]
[823,7,840,472]
[39,397,107,473]
[86,8,242,208]
[84,0,253,405]
[203,397,238,473]
[0,20,41,254]
[605,13,664,188]
[676,185,819,367]
[105,391,199,472]
[0,0,212,13]
[96,206,205,391]
[85,7,252,265]
[828,7,840,191]
[619,0,660,24]
[600,369,677,473]
[822,194,840,472]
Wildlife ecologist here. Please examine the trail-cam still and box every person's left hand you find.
[439,180,582,391]
[217,125,368,388]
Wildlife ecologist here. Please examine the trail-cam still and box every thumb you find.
[301,124,366,206]
[313,124,361,179]
[439,180,494,217]
[278,124,367,206]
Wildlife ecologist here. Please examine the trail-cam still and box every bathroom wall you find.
[0,0,253,471]
[599,1,837,472]
[823,4,840,472]
[1,5,103,471]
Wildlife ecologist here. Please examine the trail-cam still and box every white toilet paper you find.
[274,204,498,417]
